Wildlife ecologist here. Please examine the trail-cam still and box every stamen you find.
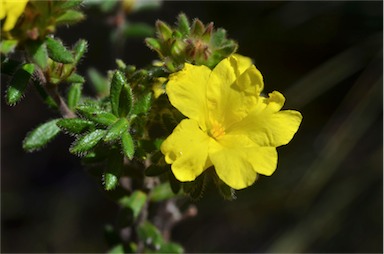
[209,120,226,140]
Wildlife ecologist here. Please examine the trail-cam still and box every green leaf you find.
[110,70,126,116]
[191,19,205,37]
[155,20,173,41]
[23,119,61,152]
[25,40,48,70]
[65,72,85,83]
[104,151,123,190]
[145,38,161,53]
[56,10,85,25]
[118,84,133,117]
[70,129,106,155]
[45,36,74,64]
[177,13,190,36]
[0,40,18,54]
[76,105,118,126]
[124,23,154,38]
[159,242,184,254]
[67,83,82,110]
[6,63,35,105]
[119,190,147,220]
[88,68,109,96]
[150,182,176,202]
[137,221,164,250]
[107,244,124,254]
[54,0,83,9]
[132,92,152,116]
[57,118,94,134]
[104,118,129,143]
[72,39,88,64]
[121,131,134,159]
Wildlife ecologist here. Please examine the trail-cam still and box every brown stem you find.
[35,68,76,119]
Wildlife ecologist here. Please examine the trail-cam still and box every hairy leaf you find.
[110,70,126,116]
[76,105,118,126]
[6,63,35,105]
[104,118,129,143]
[23,119,61,152]
[121,131,135,159]
[25,40,48,70]
[45,36,74,64]
[70,129,106,155]
[104,151,123,190]
[57,118,94,134]
[67,83,82,110]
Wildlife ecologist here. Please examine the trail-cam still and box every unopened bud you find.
[155,20,173,41]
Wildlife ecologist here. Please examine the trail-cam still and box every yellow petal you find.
[0,1,6,20]
[1,0,28,32]
[228,91,302,147]
[207,55,263,127]
[160,119,212,182]
[209,137,277,189]
[166,63,210,130]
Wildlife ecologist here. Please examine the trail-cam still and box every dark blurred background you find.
[1,1,382,253]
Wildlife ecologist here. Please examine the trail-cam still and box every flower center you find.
[209,120,226,140]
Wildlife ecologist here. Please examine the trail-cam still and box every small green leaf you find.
[6,63,35,105]
[104,151,123,190]
[72,39,88,63]
[76,105,118,126]
[121,131,134,159]
[177,13,190,36]
[110,70,126,116]
[150,182,176,202]
[118,84,133,117]
[25,40,48,70]
[57,118,94,134]
[132,92,152,116]
[159,242,184,254]
[54,0,83,9]
[119,190,147,220]
[67,83,82,110]
[104,118,129,143]
[70,129,106,155]
[0,40,18,54]
[23,119,61,152]
[137,221,164,249]
[45,36,74,64]
[65,72,85,83]
[155,20,173,41]
[191,19,205,37]
[145,38,161,53]
[124,23,154,38]
[56,10,85,25]
[107,244,124,254]
[88,68,109,96]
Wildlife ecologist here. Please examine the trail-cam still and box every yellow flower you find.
[0,0,28,32]
[160,54,302,190]
[152,77,167,99]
